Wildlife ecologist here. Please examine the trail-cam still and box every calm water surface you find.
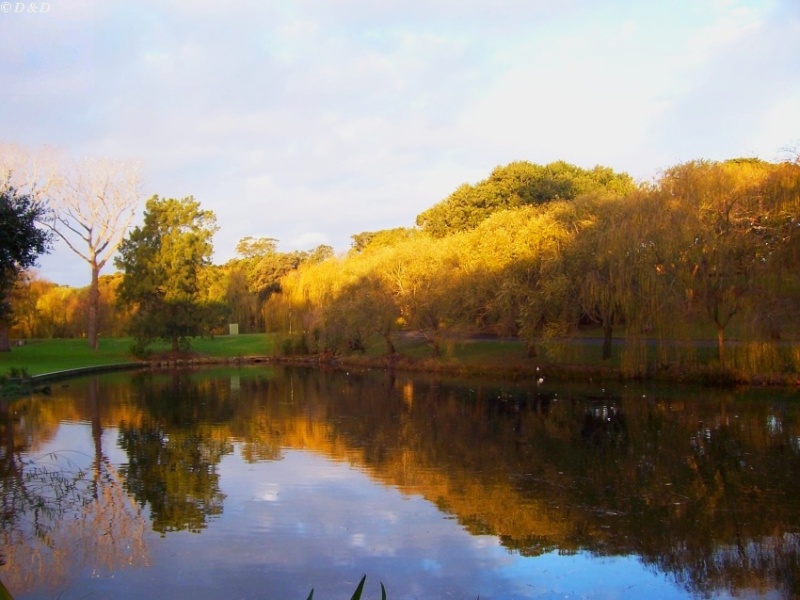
[1,366,799,599]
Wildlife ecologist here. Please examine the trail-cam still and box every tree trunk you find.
[428,333,441,358]
[172,333,179,353]
[87,262,100,350]
[717,326,725,364]
[383,334,396,356]
[0,326,10,352]
[602,321,614,360]
[90,379,103,500]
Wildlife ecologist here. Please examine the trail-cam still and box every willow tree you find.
[48,157,141,349]
[655,159,783,364]
[747,161,800,340]
[377,234,462,357]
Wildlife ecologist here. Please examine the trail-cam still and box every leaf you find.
[348,575,367,600]
[381,582,387,600]
[305,589,313,600]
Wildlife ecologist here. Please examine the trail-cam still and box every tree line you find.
[270,158,800,375]
[2,145,799,374]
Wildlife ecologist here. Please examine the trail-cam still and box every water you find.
[1,366,798,599]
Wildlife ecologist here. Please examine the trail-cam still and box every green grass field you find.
[0,334,276,375]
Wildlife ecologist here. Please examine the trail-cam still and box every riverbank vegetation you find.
[2,157,799,385]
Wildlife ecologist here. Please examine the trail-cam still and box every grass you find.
[0,338,135,375]
[1,329,797,385]
[0,334,276,376]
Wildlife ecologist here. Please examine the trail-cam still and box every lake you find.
[1,365,799,599]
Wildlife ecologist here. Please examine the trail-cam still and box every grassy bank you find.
[1,333,798,386]
[0,334,275,376]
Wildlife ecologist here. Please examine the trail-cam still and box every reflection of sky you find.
[14,424,755,600]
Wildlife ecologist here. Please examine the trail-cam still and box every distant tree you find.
[235,236,278,259]
[96,273,134,337]
[244,241,333,300]
[305,244,334,264]
[7,271,38,339]
[416,161,634,237]
[115,196,217,354]
[32,284,83,338]
[44,157,141,350]
[0,187,51,351]
[349,228,417,255]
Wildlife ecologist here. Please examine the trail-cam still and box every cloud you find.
[2,0,797,285]
[649,0,800,168]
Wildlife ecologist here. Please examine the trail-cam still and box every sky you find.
[1,0,799,287]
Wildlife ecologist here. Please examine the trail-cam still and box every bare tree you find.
[0,141,60,197]
[47,157,142,349]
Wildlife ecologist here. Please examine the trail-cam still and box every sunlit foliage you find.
[6,156,799,378]
[415,160,634,237]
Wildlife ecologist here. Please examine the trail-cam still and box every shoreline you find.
[25,352,797,389]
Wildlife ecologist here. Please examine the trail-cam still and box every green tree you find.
[115,195,218,353]
[349,227,416,255]
[234,235,278,259]
[0,187,51,351]
[416,161,633,237]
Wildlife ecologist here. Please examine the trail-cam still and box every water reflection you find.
[1,366,799,598]
[0,390,149,594]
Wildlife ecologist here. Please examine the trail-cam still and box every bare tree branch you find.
[34,151,144,349]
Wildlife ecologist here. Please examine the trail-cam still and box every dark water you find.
[1,366,799,599]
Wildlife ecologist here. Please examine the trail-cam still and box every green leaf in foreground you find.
[349,575,366,600]
[306,575,384,600]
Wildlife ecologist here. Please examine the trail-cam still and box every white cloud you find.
[2,0,797,285]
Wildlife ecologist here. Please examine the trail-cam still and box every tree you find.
[645,158,800,364]
[115,195,218,353]
[319,275,400,355]
[749,161,800,340]
[46,157,141,350]
[0,187,51,351]
[349,227,416,255]
[570,193,643,361]
[416,161,634,237]
[377,235,462,357]
[234,235,278,259]
[485,204,580,356]
[0,141,60,198]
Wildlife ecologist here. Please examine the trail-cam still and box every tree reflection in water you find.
[0,382,148,594]
[0,366,799,598]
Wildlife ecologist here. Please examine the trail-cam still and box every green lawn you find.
[0,334,276,376]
